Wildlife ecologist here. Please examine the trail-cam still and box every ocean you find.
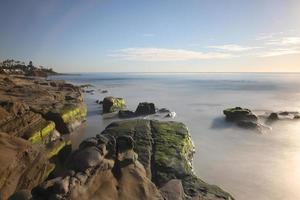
[51,72,300,200]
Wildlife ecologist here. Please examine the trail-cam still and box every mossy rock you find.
[101,119,234,199]
[28,121,56,144]
[44,104,87,134]
[223,107,257,122]
[102,97,126,113]
[47,139,71,159]
[150,121,194,184]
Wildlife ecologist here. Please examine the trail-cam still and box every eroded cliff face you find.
[0,74,87,199]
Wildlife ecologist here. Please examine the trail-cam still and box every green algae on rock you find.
[28,121,56,144]
[102,96,126,113]
[45,104,87,134]
[101,119,234,200]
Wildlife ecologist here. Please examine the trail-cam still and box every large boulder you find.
[135,102,156,115]
[102,97,126,113]
[223,107,258,122]
[223,107,266,131]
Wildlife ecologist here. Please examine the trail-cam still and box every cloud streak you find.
[260,48,300,57]
[266,37,300,46]
[110,48,233,61]
[208,44,259,52]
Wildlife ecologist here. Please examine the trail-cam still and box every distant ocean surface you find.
[51,73,300,200]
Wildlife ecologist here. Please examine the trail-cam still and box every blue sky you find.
[0,0,300,72]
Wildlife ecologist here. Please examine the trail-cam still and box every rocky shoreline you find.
[0,74,87,199]
[0,74,233,200]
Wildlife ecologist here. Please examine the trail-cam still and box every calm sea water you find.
[51,73,300,200]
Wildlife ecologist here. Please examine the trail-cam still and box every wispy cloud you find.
[110,48,233,61]
[266,37,300,46]
[208,44,259,52]
[260,48,300,57]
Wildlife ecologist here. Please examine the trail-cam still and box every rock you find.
[158,108,170,113]
[79,84,94,88]
[237,120,260,129]
[118,110,136,118]
[8,190,32,200]
[160,179,185,200]
[32,132,163,200]
[116,135,134,152]
[268,112,279,121]
[135,102,156,116]
[165,111,176,118]
[223,107,258,122]
[95,100,103,104]
[268,113,279,120]
[101,120,233,200]
[223,107,268,133]
[102,97,126,113]
[85,90,95,94]
[70,146,104,172]
[0,132,53,199]
[101,90,108,93]
[44,104,87,134]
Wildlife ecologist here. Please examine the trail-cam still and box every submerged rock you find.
[102,96,126,113]
[158,108,170,113]
[118,110,136,118]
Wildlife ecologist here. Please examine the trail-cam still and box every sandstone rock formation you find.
[0,74,87,198]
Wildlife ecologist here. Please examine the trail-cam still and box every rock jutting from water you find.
[102,96,126,113]
[223,107,269,132]
[0,74,87,199]
[18,119,233,200]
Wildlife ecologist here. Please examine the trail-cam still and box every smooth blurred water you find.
[51,73,300,200]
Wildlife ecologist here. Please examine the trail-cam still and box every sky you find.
[0,0,300,72]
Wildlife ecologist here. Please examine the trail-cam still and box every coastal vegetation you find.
[0,59,58,77]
